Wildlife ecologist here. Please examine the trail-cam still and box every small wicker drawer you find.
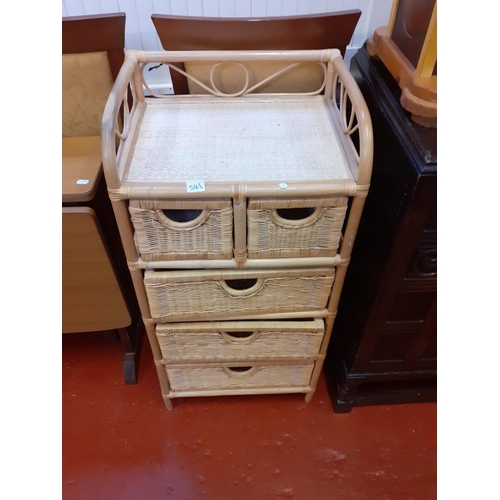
[156,319,325,362]
[144,267,335,322]
[247,196,348,259]
[166,362,315,392]
[129,198,233,261]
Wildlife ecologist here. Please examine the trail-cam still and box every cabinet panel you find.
[62,208,131,332]
[386,291,435,322]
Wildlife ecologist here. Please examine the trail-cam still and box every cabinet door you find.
[62,207,131,333]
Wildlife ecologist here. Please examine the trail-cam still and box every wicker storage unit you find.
[102,49,373,409]
[247,196,348,259]
[129,198,233,261]
[156,319,325,362]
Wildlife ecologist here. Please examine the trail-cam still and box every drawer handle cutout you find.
[220,330,260,343]
[219,278,265,297]
[223,366,259,378]
[270,207,324,228]
[162,209,202,223]
[276,207,316,220]
[155,208,210,230]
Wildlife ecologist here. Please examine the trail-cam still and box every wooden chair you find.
[62,13,142,384]
[62,13,126,140]
[151,11,362,94]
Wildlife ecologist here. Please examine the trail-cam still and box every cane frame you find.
[101,49,372,409]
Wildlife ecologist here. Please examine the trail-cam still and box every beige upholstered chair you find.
[63,49,115,138]
[62,13,126,167]
[62,13,142,384]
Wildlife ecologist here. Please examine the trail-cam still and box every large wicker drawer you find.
[156,319,325,362]
[247,196,347,259]
[166,362,315,392]
[144,267,335,322]
[129,198,233,261]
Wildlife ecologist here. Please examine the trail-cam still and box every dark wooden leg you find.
[332,379,363,413]
[324,366,364,413]
[324,348,363,414]
[116,316,143,385]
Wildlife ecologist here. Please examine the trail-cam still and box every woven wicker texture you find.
[126,97,349,183]
[247,196,348,259]
[144,268,335,322]
[156,319,324,362]
[129,198,233,261]
[166,363,315,391]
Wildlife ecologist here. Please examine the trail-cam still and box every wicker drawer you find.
[156,319,324,362]
[166,362,315,392]
[247,196,348,259]
[144,267,335,322]
[129,198,233,261]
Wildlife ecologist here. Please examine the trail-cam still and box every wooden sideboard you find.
[324,45,437,412]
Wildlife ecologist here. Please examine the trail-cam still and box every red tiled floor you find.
[63,330,437,500]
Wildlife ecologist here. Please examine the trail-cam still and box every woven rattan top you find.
[126,96,350,184]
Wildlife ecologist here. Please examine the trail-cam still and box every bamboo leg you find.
[128,268,156,327]
[338,196,367,261]
[144,321,173,410]
[138,297,173,405]
[109,199,139,262]
[163,394,173,410]
[304,265,348,403]
[304,312,338,402]
[233,189,247,267]
[305,194,367,403]
[109,197,172,406]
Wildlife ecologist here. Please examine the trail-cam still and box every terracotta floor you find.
[62,330,437,500]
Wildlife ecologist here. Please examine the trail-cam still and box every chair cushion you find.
[62,51,114,137]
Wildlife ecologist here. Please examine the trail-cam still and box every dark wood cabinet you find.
[324,45,437,412]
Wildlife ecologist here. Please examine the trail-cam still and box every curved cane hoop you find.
[115,92,130,140]
[115,80,140,141]
[140,61,327,98]
[209,62,250,97]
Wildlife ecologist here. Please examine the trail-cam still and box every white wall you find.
[62,0,392,89]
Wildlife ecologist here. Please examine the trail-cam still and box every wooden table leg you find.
[116,315,144,385]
